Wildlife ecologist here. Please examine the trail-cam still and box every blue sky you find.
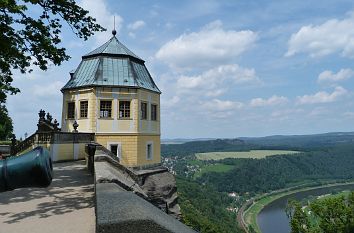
[7,0,354,139]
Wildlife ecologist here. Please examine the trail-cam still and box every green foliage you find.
[0,0,105,103]
[286,200,312,233]
[0,141,11,145]
[0,104,13,140]
[287,192,354,233]
[164,136,354,232]
[194,164,234,179]
[196,144,354,193]
[196,150,300,160]
[162,139,254,157]
[162,133,354,158]
[243,132,354,149]
[177,177,243,233]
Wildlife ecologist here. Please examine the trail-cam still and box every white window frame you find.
[100,100,113,118]
[107,141,122,159]
[146,141,153,160]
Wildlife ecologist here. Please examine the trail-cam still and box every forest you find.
[163,132,354,233]
[177,178,242,233]
[198,144,354,193]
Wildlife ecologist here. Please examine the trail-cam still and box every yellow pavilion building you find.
[60,31,161,168]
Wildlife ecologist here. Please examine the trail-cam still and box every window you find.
[80,101,88,118]
[146,143,153,160]
[141,102,147,120]
[110,145,118,156]
[108,142,121,159]
[67,102,75,119]
[100,101,112,118]
[119,101,130,118]
[151,104,157,121]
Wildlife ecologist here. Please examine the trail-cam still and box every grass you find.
[193,164,234,178]
[196,150,300,160]
[0,141,11,145]
[325,190,351,199]
[189,160,204,166]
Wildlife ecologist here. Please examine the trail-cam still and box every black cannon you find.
[0,146,53,192]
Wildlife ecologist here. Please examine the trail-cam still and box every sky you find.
[7,0,354,139]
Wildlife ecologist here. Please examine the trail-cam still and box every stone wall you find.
[91,145,194,232]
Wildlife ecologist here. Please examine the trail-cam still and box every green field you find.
[196,150,300,160]
[0,141,11,145]
[193,164,234,178]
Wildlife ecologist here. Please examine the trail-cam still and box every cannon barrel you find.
[0,146,53,192]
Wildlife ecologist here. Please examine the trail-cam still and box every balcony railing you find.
[11,132,95,155]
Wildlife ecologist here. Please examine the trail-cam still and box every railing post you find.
[10,134,17,156]
[35,134,39,147]
[85,143,98,175]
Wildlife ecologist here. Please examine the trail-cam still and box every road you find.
[0,161,95,233]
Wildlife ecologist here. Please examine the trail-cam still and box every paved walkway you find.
[0,161,95,233]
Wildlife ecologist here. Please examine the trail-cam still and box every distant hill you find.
[161,138,214,144]
[162,138,252,157]
[240,132,354,148]
[162,132,354,157]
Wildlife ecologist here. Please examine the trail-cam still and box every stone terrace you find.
[0,161,95,233]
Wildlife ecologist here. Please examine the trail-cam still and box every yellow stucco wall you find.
[95,134,160,168]
[95,135,138,167]
[61,88,95,132]
[51,143,86,161]
[137,135,161,166]
[61,87,161,167]
[138,89,160,134]
[19,142,86,162]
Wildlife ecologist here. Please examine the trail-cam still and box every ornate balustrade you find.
[11,132,95,155]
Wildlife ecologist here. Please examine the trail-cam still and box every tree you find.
[286,192,354,233]
[0,105,13,140]
[0,0,105,104]
[286,199,312,233]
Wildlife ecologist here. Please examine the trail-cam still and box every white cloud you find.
[33,81,65,97]
[250,95,288,107]
[176,64,259,95]
[318,68,354,83]
[201,99,243,112]
[79,0,123,45]
[158,64,258,122]
[161,96,180,109]
[296,86,348,104]
[286,13,354,57]
[127,20,146,30]
[308,107,329,117]
[271,108,304,118]
[156,20,257,69]
[343,111,354,118]
[128,32,136,38]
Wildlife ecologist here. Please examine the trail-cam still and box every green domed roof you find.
[61,35,160,93]
[83,36,142,60]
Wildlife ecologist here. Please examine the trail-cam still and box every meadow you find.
[196,150,300,160]
[193,163,235,178]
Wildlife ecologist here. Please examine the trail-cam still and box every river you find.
[257,183,354,233]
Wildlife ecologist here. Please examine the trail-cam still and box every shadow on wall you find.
[0,161,94,224]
